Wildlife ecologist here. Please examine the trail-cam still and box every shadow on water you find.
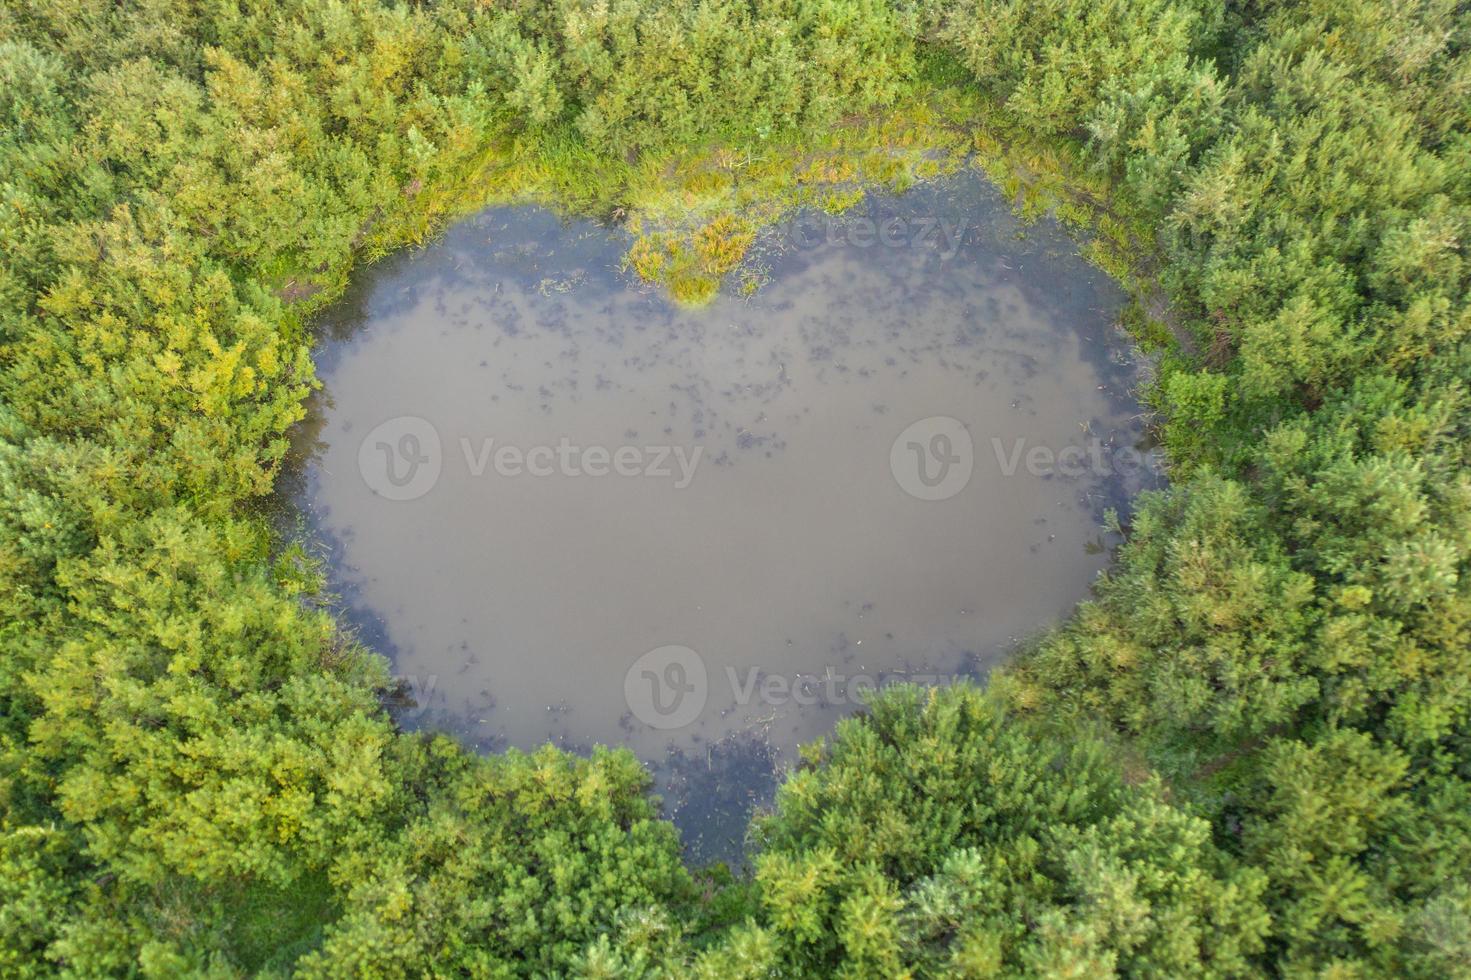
[275,172,1163,867]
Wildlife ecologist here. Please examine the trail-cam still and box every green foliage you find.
[710,686,1270,977]
[920,0,1226,211]
[298,743,693,977]
[1,0,1468,974]
[983,3,1471,969]
[1158,366,1231,464]
[488,0,918,156]
[1006,355,1471,971]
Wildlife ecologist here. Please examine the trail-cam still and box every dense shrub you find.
[708,686,1270,976]
[1,0,1467,974]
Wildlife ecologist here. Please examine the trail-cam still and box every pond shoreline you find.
[277,171,1161,864]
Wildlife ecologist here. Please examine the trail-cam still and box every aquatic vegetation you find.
[1,0,1468,974]
[626,213,758,303]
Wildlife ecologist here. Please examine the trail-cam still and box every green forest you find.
[1,0,1468,975]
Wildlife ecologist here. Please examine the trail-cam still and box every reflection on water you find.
[283,173,1161,864]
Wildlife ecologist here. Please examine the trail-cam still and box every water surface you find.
[285,173,1159,861]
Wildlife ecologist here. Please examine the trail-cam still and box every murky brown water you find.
[284,173,1159,862]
